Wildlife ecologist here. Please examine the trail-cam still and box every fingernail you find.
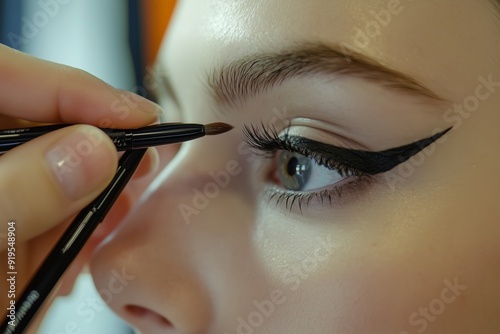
[45,127,116,200]
[118,90,164,116]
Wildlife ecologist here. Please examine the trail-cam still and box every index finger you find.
[0,44,162,128]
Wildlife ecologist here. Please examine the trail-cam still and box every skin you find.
[91,0,500,333]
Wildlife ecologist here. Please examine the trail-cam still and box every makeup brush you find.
[0,122,233,334]
[203,122,234,135]
[0,122,234,154]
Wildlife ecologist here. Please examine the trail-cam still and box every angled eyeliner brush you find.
[0,122,233,154]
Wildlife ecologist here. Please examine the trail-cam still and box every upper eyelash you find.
[241,122,362,177]
[241,122,287,156]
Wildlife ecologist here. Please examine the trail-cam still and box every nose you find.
[90,180,214,332]
[89,143,252,333]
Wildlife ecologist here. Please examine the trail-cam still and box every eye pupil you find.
[287,157,299,176]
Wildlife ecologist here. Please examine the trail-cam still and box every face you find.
[91,0,500,333]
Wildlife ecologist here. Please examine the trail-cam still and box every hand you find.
[0,44,161,330]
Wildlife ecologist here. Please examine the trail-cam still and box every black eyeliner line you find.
[286,127,452,175]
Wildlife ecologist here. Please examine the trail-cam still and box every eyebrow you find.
[205,43,446,108]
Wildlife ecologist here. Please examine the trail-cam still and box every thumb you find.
[0,124,118,247]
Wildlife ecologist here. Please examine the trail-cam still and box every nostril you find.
[125,304,173,327]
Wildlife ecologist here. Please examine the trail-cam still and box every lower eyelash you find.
[264,174,375,212]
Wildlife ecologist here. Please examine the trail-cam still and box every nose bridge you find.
[177,163,245,226]
[129,146,255,262]
[144,138,253,220]
[90,145,255,332]
[130,139,259,266]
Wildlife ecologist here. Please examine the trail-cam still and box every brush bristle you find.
[204,122,234,135]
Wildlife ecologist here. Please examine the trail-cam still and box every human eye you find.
[242,123,451,211]
[275,150,348,192]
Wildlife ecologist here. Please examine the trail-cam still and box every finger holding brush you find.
[0,44,162,325]
[0,43,163,246]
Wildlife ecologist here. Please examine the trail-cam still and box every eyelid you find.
[243,123,452,175]
[284,126,451,175]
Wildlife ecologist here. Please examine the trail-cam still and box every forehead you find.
[159,0,497,103]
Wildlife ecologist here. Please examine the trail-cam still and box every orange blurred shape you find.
[142,0,177,66]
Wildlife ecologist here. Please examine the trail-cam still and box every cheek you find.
[252,186,500,333]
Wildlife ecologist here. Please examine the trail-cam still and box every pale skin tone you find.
[88,0,500,333]
[2,0,500,333]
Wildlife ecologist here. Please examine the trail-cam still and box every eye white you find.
[302,159,344,191]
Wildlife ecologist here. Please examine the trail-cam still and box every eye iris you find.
[278,151,311,191]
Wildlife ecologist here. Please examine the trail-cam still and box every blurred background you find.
[0,0,175,332]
